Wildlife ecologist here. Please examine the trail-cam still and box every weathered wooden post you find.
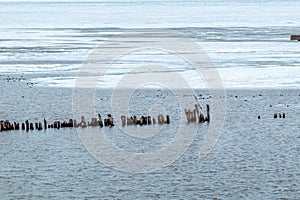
[205,104,210,122]
[73,120,77,127]
[144,116,148,125]
[199,113,205,123]
[158,114,164,125]
[38,122,43,130]
[29,123,34,130]
[152,117,156,125]
[54,121,57,129]
[137,117,142,126]
[166,115,170,124]
[291,35,300,41]
[133,116,137,125]
[81,116,87,128]
[192,109,196,122]
[44,118,47,130]
[126,117,130,126]
[16,122,20,130]
[98,114,103,127]
[147,116,152,125]
[68,119,74,127]
[25,120,29,131]
[184,109,191,123]
[14,122,19,130]
[90,118,98,126]
[121,115,126,127]
[107,114,114,127]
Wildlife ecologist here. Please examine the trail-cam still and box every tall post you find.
[206,104,210,122]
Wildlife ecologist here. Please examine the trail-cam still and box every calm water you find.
[1,0,300,199]
[1,81,299,199]
[0,0,300,88]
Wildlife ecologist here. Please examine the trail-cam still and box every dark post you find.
[25,120,29,131]
[166,115,170,124]
[30,123,34,130]
[44,118,47,130]
[206,104,210,122]
[38,122,43,130]
[147,116,152,125]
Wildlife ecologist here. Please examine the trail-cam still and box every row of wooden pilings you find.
[257,112,286,119]
[274,113,286,119]
[185,104,210,123]
[121,114,170,127]
[184,95,210,123]
[0,113,172,133]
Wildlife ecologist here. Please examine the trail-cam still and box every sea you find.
[0,0,299,199]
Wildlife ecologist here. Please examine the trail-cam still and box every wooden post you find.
[54,121,57,129]
[14,122,19,130]
[142,116,147,125]
[81,116,87,128]
[133,116,137,125]
[206,104,210,122]
[152,117,156,125]
[121,115,126,127]
[29,123,34,130]
[184,109,191,123]
[44,118,47,129]
[291,35,300,41]
[166,115,170,124]
[107,114,114,127]
[147,116,152,125]
[98,114,103,127]
[38,122,43,130]
[25,120,29,131]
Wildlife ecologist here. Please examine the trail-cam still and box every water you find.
[0,83,299,199]
[1,0,300,199]
[0,0,300,88]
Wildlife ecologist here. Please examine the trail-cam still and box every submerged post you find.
[291,35,300,41]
